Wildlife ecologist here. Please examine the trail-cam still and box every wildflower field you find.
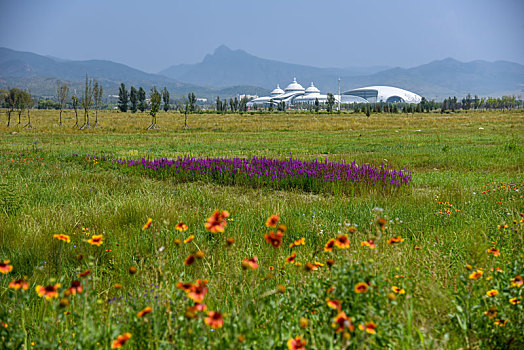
[0,110,523,349]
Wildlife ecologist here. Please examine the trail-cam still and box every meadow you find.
[0,109,523,349]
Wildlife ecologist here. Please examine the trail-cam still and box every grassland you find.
[0,109,523,349]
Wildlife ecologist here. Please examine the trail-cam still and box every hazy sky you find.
[1,0,523,73]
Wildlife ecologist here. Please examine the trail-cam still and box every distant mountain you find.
[160,45,524,99]
[0,47,268,98]
[160,45,388,92]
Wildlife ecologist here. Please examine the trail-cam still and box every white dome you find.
[270,84,284,96]
[285,77,305,92]
[305,82,320,94]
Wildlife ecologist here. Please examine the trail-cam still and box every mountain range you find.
[1,46,523,100]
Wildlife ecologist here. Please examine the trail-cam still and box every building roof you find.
[270,84,284,96]
[342,86,421,103]
[305,82,320,94]
[285,78,305,92]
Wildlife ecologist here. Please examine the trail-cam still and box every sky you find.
[1,0,523,73]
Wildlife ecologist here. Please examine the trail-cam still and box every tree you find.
[326,93,335,113]
[239,96,249,113]
[268,99,274,112]
[80,74,93,130]
[118,83,128,112]
[92,79,103,127]
[129,86,138,113]
[5,88,19,126]
[365,105,371,117]
[216,96,222,112]
[56,81,69,126]
[188,92,196,112]
[147,86,162,130]
[138,87,147,112]
[16,88,27,125]
[71,94,80,128]
[23,89,35,129]
[162,87,170,112]
[314,98,320,112]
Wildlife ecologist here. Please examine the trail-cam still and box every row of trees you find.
[1,88,36,128]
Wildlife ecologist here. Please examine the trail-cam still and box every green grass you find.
[0,110,523,349]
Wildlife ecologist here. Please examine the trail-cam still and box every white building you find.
[247,78,332,107]
[342,86,422,103]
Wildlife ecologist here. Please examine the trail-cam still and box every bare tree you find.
[92,79,103,127]
[80,74,93,130]
[57,81,70,126]
[23,89,35,129]
[71,94,79,128]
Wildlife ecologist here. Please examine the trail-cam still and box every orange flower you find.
[347,226,357,233]
[35,284,61,299]
[326,298,342,310]
[286,252,297,264]
[414,245,422,250]
[324,239,335,252]
[314,262,324,268]
[304,262,318,271]
[184,254,196,266]
[226,237,235,246]
[511,275,523,288]
[487,247,500,257]
[326,259,335,267]
[335,235,350,249]
[387,236,404,245]
[87,234,103,246]
[53,234,71,243]
[111,333,132,348]
[361,240,376,249]
[494,319,507,327]
[486,289,499,297]
[184,235,195,244]
[176,281,193,292]
[392,286,405,294]
[509,297,520,305]
[277,224,288,234]
[175,222,188,232]
[264,231,283,248]
[289,237,305,248]
[67,280,83,295]
[484,306,497,319]
[377,218,387,229]
[354,282,368,293]
[469,270,483,280]
[205,210,230,233]
[332,311,354,333]
[137,306,153,317]
[78,269,92,278]
[358,321,377,334]
[142,218,153,230]
[0,260,13,274]
[242,256,259,270]
[188,279,208,303]
[204,311,224,329]
[265,214,280,227]
[287,336,307,350]
[8,278,29,290]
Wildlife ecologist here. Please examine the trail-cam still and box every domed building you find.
[247,78,332,107]
[342,86,422,103]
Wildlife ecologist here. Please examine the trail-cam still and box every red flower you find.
[264,231,283,248]
[242,256,259,270]
[87,234,104,246]
[332,311,354,333]
[112,333,132,348]
[78,269,92,278]
[67,280,83,295]
[361,240,376,249]
[265,214,280,227]
[8,278,29,290]
[204,311,224,329]
[176,281,193,292]
[35,284,61,300]
[205,210,230,233]
[188,279,208,303]
[335,235,350,249]
[137,306,153,317]
[287,336,307,350]
[354,282,369,293]
[359,321,377,334]
[286,252,297,264]
[142,218,153,230]
[175,222,188,232]
[324,239,335,252]
[0,260,13,274]
[326,298,342,310]
[387,236,404,245]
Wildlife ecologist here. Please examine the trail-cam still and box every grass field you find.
[1,109,523,349]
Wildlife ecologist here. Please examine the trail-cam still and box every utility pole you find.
[337,78,341,112]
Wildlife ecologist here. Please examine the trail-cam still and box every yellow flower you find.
[469,270,483,280]
[392,286,405,294]
[53,234,71,243]
[87,234,103,246]
[142,218,153,230]
[486,289,499,297]
[184,235,195,244]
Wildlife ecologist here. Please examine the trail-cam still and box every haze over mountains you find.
[1,45,523,100]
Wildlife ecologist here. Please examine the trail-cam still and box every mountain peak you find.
[214,45,232,54]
